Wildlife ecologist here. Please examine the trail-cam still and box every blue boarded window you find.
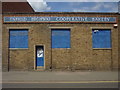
[51,29,70,48]
[9,29,28,48]
[92,29,111,48]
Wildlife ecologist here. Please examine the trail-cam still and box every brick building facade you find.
[2,2,120,71]
[2,12,119,71]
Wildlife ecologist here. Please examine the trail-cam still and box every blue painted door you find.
[36,46,44,67]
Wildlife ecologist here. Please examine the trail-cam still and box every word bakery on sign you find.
[4,16,117,23]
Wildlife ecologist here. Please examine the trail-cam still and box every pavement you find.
[2,71,119,83]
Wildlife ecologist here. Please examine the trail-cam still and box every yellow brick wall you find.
[2,13,119,71]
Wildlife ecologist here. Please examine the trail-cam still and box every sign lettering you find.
[4,16,117,23]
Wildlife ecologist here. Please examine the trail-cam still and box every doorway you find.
[35,46,44,70]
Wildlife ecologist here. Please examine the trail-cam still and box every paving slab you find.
[2,71,119,82]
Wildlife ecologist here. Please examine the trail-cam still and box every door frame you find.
[34,44,45,70]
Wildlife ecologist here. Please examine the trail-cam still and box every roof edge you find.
[2,12,119,15]
[27,2,34,12]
